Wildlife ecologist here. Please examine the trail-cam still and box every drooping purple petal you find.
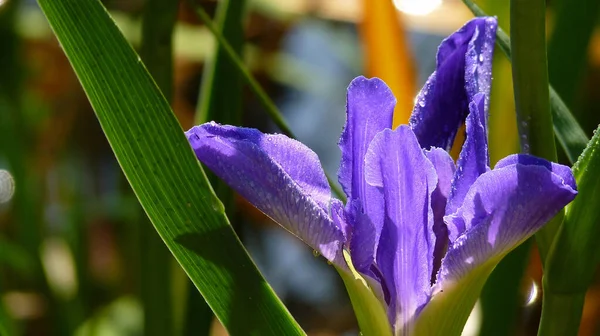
[364,126,438,332]
[438,163,577,284]
[186,122,345,265]
[409,17,497,151]
[495,154,576,191]
[446,93,491,241]
[338,77,395,273]
[425,147,456,276]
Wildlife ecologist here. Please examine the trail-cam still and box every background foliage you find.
[1,0,600,335]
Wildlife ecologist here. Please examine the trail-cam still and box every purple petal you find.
[446,93,491,241]
[186,122,345,265]
[409,17,497,151]
[438,163,577,284]
[338,76,395,272]
[364,126,437,331]
[425,147,456,277]
[338,76,395,199]
[495,154,576,191]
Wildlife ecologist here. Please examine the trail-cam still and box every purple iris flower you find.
[186,17,576,334]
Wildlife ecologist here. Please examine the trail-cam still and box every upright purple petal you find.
[438,162,577,285]
[409,17,497,151]
[446,93,491,241]
[338,76,395,273]
[364,126,437,332]
[338,76,395,199]
[186,123,345,265]
[425,147,456,276]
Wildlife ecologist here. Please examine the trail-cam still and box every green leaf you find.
[138,0,179,335]
[461,0,589,165]
[35,0,304,334]
[540,125,600,335]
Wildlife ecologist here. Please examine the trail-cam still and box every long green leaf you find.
[139,0,178,335]
[462,0,589,164]
[540,126,600,335]
[35,0,304,334]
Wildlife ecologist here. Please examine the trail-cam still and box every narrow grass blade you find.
[540,125,600,336]
[187,1,248,334]
[194,0,245,215]
[35,0,304,334]
[359,0,416,126]
[462,0,589,164]
[139,0,179,335]
[191,5,345,202]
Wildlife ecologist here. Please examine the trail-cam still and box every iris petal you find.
[446,93,491,240]
[186,123,345,265]
[439,162,577,284]
[410,17,497,151]
[338,76,395,273]
[425,147,456,276]
[364,126,438,332]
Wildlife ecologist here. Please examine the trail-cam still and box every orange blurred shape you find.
[359,0,417,127]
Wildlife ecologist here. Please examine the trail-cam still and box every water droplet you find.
[418,100,426,107]
[0,170,15,203]
[312,250,320,257]
[478,54,484,63]
[211,198,225,213]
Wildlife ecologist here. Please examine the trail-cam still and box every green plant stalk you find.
[35,0,305,333]
[191,4,345,201]
[187,0,248,334]
[139,0,179,335]
[511,0,561,267]
[510,0,556,165]
[539,291,585,336]
[462,0,588,164]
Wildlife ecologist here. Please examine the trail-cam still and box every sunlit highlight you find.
[524,279,540,306]
[393,0,442,16]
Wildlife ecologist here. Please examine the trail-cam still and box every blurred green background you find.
[1,0,599,335]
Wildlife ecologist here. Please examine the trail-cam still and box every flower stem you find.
[538,291,585,336]
[510,0,561,261]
